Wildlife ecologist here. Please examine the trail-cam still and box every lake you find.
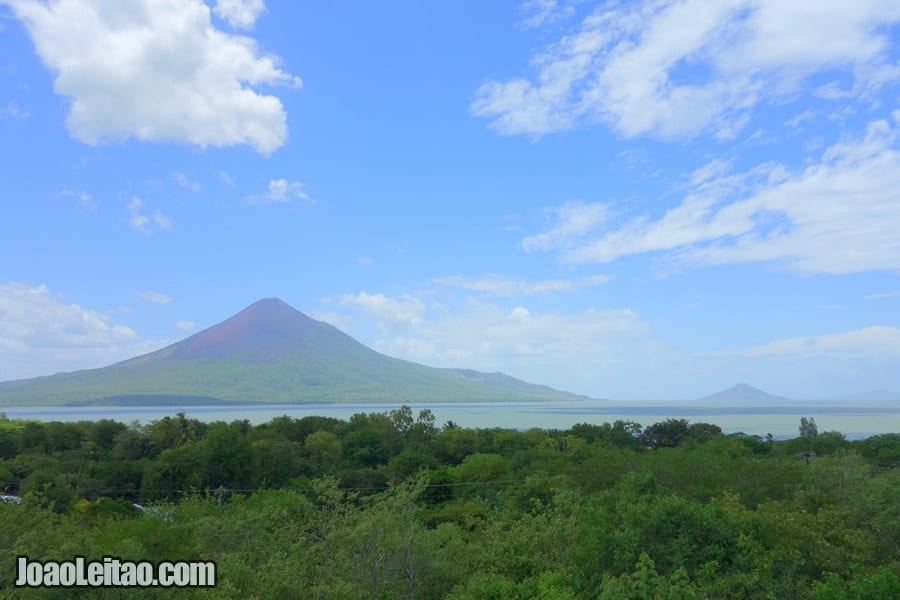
[3,400,899,439]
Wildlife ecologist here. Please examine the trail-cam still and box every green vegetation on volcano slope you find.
[0,412,897,599]
[0,298,590,406]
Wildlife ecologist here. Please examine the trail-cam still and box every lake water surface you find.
[3,400,899,439]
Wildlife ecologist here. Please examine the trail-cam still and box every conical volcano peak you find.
[697,383,790,402]
[1,298,591,406]
[238,297,307,321]
[163,297,325,362]
[246,296,292,310]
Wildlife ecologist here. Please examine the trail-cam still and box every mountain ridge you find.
[0,298,594,406]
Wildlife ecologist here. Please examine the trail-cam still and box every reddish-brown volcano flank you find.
[165,298,325,362]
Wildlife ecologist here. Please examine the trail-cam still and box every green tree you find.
[800,417,818,438]
[642,419,691,448]
[304,430,342,474]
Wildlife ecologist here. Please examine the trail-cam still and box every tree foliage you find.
[0,408,896,599]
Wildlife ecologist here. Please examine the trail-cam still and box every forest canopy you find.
[0,409,897,598]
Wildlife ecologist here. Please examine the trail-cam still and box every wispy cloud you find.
[521,201,612,252]
[172,172,202,192]
[0,101,29,120]
[435,273,611,296]
[136,290,171,304]
[59,188,95,210]
[127,197,171,234]
[517,0,575,30]
[733,326,900,359]
[7,0,300,154]
[473,0,900,140]
[217,170,235,187]
[175,320,196,331]
[866,290,900,299]
[246,179,313,204]
[523,119,900,275]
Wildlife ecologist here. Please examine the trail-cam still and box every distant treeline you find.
[0,410,897,598]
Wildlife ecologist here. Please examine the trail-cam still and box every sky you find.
[1,0,899,400]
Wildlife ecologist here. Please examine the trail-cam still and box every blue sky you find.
[1,0,899,400]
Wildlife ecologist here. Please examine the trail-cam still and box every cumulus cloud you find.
[435,272,611,296]
[175,320,197,331]
[213,0,264,29]
[0,282,165,380]
[246,178,312,204]
[6,0,300,154]
[473,0,900,139]
[333,290,659,396]
[340,292,426,327]
[524,119,900,274]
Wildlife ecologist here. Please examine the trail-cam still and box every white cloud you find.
[307,310,354,333]
[246,178,312,204]
[0,282,166,380]
[126,196,171,234]
[59,188,95,210]
[521,200,612,252]
[0,101,29,120]
[357,256,374,266]
[435,272,611,296]
[525,119,900,274]
[127,198,150,233]
[866,290,900,299]
[217,170,235,187]
[333,291,899,399]
[175,320,196,331]
[7,0,300,154]
[213,0,265,29]
[136,290,171,304]
[340,292,426,327]
[352,298,654,396]
[735,326,900,359]
[152,210,172,230]
[785,109,818,129]
[172,172,202,192]
[473,0,900,139]
[518,0,575,30]
[689,158,734,186]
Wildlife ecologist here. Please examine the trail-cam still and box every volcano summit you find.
[0,298,589,406]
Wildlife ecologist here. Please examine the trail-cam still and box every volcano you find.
[0,298,590,406]
[697,383,790,402]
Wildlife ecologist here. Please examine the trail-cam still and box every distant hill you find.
[697,383,790,402]
[0,298,592,407]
